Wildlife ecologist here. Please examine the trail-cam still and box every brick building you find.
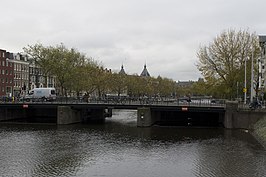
[0,49,14,97]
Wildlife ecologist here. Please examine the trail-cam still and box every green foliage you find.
[24,43,181,98]
[197,29,260,99]
[24,43,100,96]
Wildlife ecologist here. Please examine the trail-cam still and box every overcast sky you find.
[1,0,266,81]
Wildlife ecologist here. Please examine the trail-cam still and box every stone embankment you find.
[253,117,266,149]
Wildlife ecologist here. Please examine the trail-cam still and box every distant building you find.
[0,49,14,97]
[140,64,150,77]
[6,52,29,97]
[29,62,44,89]
[176,80,195,88]
[28,59,56,90]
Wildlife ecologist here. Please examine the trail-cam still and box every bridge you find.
[0,98,264,129]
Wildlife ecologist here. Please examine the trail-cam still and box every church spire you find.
[119,64,126,75]
[140,64,150,77]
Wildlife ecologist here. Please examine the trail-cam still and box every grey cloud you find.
[1,0,266,81]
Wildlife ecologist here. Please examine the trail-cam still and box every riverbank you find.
[253,117,266,149]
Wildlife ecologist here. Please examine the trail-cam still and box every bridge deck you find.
[0,100,225,113]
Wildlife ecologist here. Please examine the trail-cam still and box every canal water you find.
[0,109,265,177]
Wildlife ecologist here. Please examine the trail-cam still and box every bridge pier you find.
[57,106,81,124]
[224,101,238,128]
[137,107,156,127]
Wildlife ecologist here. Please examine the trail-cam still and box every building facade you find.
[7,53,29,97]
[29,60,56,90]
[0,48,57,97]
[0,49,14,97]
[259,36,266,92]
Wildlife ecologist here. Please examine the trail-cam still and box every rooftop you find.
[140,64,150,77]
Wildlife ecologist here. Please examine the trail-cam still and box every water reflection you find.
[0,110,265,177]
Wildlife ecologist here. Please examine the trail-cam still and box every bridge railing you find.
[3,96,266,110]
[238,101,266,110]
[0,96,227,107]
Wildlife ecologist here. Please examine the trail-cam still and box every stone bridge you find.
[0,101,264,129]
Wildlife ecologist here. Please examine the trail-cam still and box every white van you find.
[23,88,56,102]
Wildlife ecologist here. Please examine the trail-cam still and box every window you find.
[51,90,56,95]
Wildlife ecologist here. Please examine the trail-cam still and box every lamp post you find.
[250,46,254,103]
[237,81,239,100]
[244,57,247,104]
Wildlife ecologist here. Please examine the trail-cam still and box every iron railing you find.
[0,96,227,107]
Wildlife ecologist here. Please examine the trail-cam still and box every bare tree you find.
[197,29,260,99]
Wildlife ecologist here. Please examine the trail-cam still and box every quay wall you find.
[253,117,266,149]
[57,106,81,124]
[224,101,266,129]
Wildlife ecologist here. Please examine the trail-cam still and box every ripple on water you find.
[0,119,265,177]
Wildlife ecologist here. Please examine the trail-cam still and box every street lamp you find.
[250,44,255,103]
[244,56,247,104]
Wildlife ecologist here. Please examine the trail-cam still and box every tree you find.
[126,75,141,97]
[109,72,128,95]
[191,79,208,96]
[155,76,176,97]
[197,29,260,99]
[92,67,112,98]
[24,43,90,96]
[78,60,100,95]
